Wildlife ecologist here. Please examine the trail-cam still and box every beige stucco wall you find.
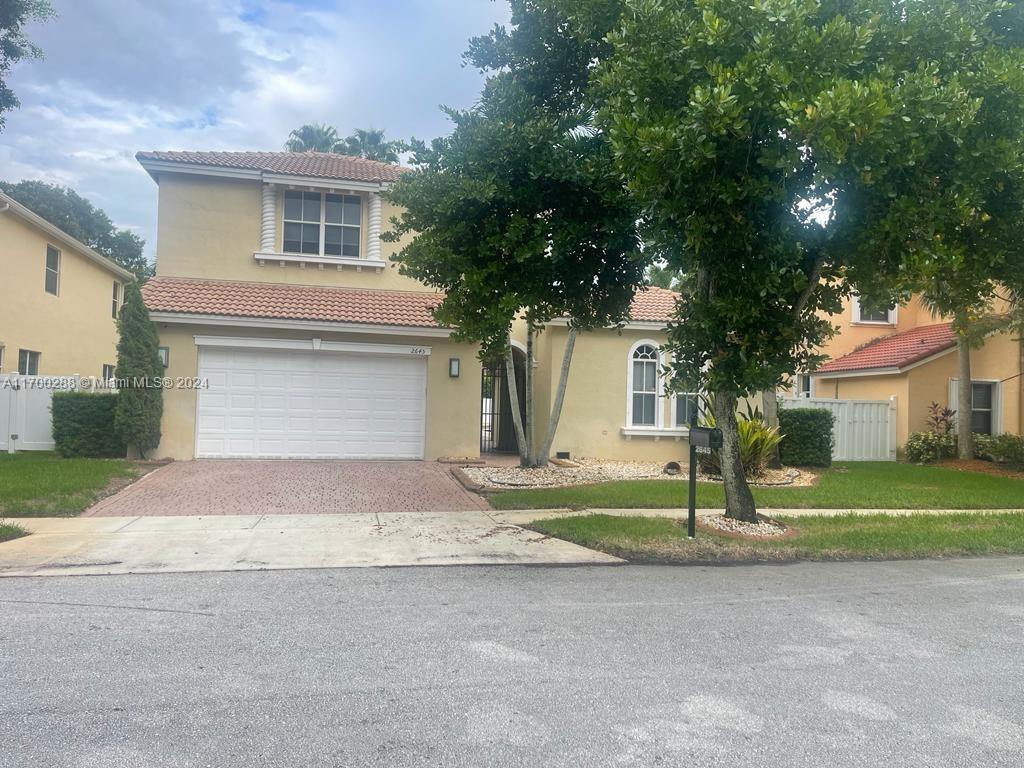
[511,324,688,462]
[907,334,1022,437]
[0,211,124,377]
[814,332,1023,447]
[153,173,427,291]
[152,322,482,461]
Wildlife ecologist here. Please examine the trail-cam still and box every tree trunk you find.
[761,390,782,469]
[503,338,530,468]
[525,323,536,466]
[713,390,758,522]
[957,333,974,460]
[537,327,578,465]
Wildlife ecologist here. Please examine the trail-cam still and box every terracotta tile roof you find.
[136,150,407,184]
[141,278,679,331]
[817,323,956,374]
[630,287,678,322]
[142,277,444,329]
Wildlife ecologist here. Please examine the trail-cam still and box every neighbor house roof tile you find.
[817,322,955,374]
[136,150,407,184]
[141,277,444,329]
[629,287,678,322]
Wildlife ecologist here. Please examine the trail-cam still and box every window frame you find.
[970,380,998,436]
[851,294,897,325]
[796,372,813,398]
[45,244,60,296]
[281,190,362,259]
[671,391,702,428]
[102,364,116,383]
[627,339,663,428]
[18,349,40,376]
[949,378,1001,435]
[111,282,121,319]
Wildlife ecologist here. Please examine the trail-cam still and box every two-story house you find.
[137,150,686,462]
[796,293,1023,449]
[0,190,133,379]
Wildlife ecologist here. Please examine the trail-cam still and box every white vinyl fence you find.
[0,375,80,453]
[781,396,897,461]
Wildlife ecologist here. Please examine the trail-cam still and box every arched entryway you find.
[480,347,527,454]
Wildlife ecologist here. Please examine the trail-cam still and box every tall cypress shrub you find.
[114,282,163,457]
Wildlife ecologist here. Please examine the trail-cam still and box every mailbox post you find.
[687,417,723,539]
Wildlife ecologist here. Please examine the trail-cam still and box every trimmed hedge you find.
[52,392,126,458]
[778,408,834,467]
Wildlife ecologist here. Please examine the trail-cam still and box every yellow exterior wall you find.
[153,173,430,291]
[514,324,687,462]
[907,334,1022,437]
[0,211,123,377]
[814,332,1023,447]
[817,294,939,361]
[152,322,481,461]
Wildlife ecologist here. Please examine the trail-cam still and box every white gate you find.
[781,396,896,461]
[0,376,74,453]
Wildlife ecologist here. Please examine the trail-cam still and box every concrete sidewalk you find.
[0,511,622,577]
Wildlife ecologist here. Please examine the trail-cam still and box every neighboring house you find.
[792,293,1022,449]
[0,190,133,379]
[136,150,684,462]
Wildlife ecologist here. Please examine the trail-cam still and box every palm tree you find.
[284,123,341,153]
[340,128,405,163]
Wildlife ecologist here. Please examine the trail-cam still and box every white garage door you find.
[196,346,427,459]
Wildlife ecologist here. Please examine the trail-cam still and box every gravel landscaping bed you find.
[461,459,816,490]
[700,514,789,538]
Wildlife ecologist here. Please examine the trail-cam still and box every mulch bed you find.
[938,459,1024,481]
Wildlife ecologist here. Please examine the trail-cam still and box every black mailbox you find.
[689,426,723,450]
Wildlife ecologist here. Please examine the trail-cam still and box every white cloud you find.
[0,0,509,257]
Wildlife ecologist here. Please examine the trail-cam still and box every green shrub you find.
[905,431,956,464]
[51,392,126,458]
[982,434,1024,469]
[778,408,834,467]
[697,417,783,478]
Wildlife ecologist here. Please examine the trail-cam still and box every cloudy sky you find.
[0,0,509,258]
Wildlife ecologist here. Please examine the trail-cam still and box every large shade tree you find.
[0,180,150,279]
[559,0,1024,520]
[385,0,646,466]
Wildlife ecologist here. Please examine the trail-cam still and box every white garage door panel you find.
[196,347,427,459]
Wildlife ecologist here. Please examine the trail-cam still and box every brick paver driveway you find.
[85,460,489,517]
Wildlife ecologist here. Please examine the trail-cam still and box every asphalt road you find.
[1,558,1022,767]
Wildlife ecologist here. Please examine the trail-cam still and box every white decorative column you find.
[367,191,382,260]
[260,183,276,252]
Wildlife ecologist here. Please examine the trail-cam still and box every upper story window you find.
[629,343,660,426]
[282,190,361,258]
[111,282,121,319]
[45,245,60,295]
[852,294,896,325]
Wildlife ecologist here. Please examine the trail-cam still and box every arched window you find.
[629,342,660,426]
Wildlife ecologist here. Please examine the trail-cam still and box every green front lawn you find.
[490,462,1024,510]
[528,512,1024,563]
[0,452,139,517]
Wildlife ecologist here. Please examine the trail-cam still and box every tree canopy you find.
[537,0,1024,519]
[0,179,150,279]
[0,0,53,129]
[384,0,646,464]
